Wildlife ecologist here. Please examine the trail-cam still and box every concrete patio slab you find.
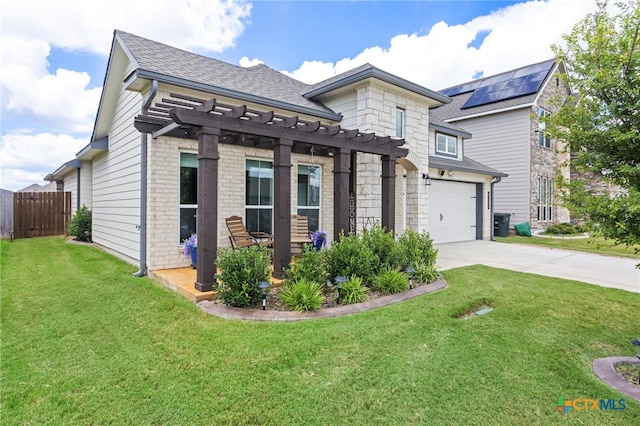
[435,240,640,293]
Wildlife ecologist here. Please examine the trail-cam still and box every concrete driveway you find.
[434,240,640,293]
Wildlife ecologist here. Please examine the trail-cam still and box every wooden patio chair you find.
[291,214,312,256]
[225,215,274,249]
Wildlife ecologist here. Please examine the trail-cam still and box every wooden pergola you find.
[135,94,408,290]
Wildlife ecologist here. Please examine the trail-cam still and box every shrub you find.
[360,223,397,273]
[325,233,376,285]
[283,245,328,285]
[337,276,369,305]
[545,223,577,235]
[215,246,271,308]
[280,279,326,312]
[413,260,439,284]
[394,229,438,270]
[373,268,408,294]
[68,205,92,242]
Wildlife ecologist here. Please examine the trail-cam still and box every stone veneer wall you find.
[354,84,430,234]
[529,72,571,228]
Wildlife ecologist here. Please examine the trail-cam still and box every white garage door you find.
[429,180,477,244]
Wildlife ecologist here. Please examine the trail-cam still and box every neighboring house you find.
[433,59,571,230]
[46,30,505,288]
[18,183,57,192]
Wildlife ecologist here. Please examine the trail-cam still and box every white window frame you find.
[245,158,274,235]
[179,152,198,244]
[537,108,552,149]
[536,176,554,222]
[436,133,457,156]
[296,164,321,232]
[395,108,405,138]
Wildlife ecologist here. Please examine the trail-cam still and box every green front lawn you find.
[2,237,639,425]
[495,235,640,259]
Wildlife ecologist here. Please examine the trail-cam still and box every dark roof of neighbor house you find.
[432,59,557,121]
[429,155,508,178]
[116,30,450,121]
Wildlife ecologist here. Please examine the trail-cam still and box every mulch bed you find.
[615,362,640,386]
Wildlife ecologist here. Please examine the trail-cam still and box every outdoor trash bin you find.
[493,213,511,237]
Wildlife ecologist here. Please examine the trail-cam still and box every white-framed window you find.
[537,108,551,148]
[179,152,198,243]
[297,165,321,232]
[245,159,273,234]
[536,176,554,221]
[395,108,405,138]
[436,133,457,156]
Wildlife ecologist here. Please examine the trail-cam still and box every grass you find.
[2,237,640,425]
[495,235,640,259]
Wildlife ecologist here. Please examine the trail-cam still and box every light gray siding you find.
[92,61,142,263]
[79,161,92,209]
[455,108,531,224]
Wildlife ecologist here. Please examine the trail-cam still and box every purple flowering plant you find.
[311,230,327,248]
[183,234,197,255]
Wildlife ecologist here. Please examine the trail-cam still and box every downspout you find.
[133,79,157,277]
[490,176,502,241]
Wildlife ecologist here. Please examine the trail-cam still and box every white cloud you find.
[284,0,598,89]
[0,133,87,191]
[239,57,264,67]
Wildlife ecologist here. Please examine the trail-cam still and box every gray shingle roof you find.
[429,114,472,138]
[116,30,339,119]
[433,59,556,121]
[429,155,507,177]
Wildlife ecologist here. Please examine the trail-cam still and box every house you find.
[432,59,571,230]
[46,30,505,289]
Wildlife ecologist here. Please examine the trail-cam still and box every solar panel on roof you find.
[461,60,555,109]
[440,80,480,97]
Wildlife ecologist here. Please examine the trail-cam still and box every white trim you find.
[444,103,534,122]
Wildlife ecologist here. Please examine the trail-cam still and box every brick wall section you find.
[529,71,571,228]
[146,137,334,270]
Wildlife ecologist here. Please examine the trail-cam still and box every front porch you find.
[148,267,284,303]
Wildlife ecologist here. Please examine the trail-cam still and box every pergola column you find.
[381,154,397,235]
[195,126,219,292]
[333,147,351,241]
[272,138,293,279]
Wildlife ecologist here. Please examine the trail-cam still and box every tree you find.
[548,0,640,249]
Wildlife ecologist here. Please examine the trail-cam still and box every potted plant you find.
[183,234,197,268]
[311,230,327,250]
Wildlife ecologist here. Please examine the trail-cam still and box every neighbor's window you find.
[537,108,551,148]
[245,159,273,235]
[436,133,457,156]
[179,152,197,243]
[297,165,321,232]
[536,176,554,221]
[396,108,405,138]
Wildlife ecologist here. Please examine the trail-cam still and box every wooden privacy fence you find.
[13,192,72,239]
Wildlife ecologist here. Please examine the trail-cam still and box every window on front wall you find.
[436,133,457,156]
[245,159,273,235]
[396,108,405,138]
[536,176,554,221]
[179,153,198,243]
[297,165,321,232]
[537,108,551,148]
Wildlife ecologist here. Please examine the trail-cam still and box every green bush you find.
[394,229,438,271]
[215,246,271,308]
[413,260,439,284]
[545,223,578,235]
[283,245,328,285]
[337,276,369,305]
[325,233,376,285]
[373,268,408,294]
[360,224,397,273]
[67,205,92,242]
[280,279,326,312]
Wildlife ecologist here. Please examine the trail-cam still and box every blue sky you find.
[0,0,597,191]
